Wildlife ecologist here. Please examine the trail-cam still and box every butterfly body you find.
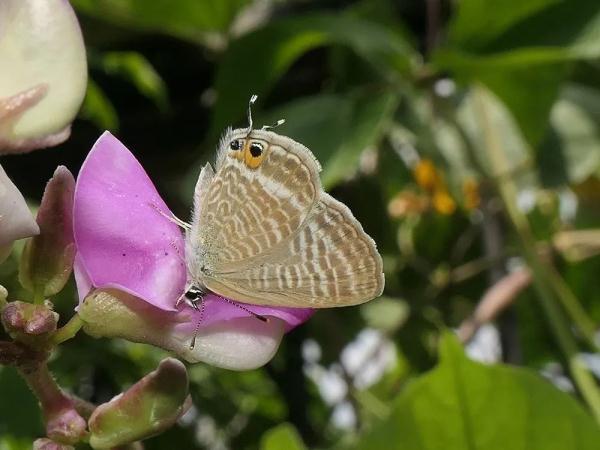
[184,126,384,308]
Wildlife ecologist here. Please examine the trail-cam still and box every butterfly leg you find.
[214,295,269,323]
[188,295,205,350]
[147,202,192,230]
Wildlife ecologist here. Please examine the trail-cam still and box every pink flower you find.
[73,132,313,369]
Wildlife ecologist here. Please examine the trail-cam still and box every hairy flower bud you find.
[33,438,74,450]
[1,301,58,341]
[20,166,76,297]
[88,358,191,449]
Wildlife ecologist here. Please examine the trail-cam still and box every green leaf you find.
[438,0,600,146]
[354,333,600,450]
[538,88,600,186]
[435,51,567,146]
[452,85,533,184]
[480,1,600,59]
[72,0,249,42]
[0,367,43,438]
[261,88,397,189]
[448,0,561,51]
[260,423,307,450]
[80,79,119,130]
[360,297,409,333]
[448,0,600,59]
[101,52,169,111]
[211,13,414,137]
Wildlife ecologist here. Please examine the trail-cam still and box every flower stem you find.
[51,314,84,345]
[472,85,600,422]
[20,362,88,443]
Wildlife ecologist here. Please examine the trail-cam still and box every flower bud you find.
[0,285,7,308]
[33,438,74,450]
[0,0,87,152]
[0,165,39,262]
[1,301,58,342]
[46,407,88,445]
[88,358,190,449]
[20,166,76,297]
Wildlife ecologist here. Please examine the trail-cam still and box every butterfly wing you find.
[189,128,322,278]
[202,193,384,308]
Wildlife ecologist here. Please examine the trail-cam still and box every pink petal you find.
[176,294,314,332]
[73,131,313,332]
[73,131,186,311]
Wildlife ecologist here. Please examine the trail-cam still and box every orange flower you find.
[412,159,456,215]
[462,178,480,210]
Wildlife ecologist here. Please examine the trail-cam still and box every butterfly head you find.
[218,95,286,170]
[227,134,266,169]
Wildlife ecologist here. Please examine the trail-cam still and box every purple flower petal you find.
[176,294,314,332]
[73,131,186,311]
[74,131,313,332]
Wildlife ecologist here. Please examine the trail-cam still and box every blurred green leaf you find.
[0,367,43,438]
[260,423,307,450]
[452,85,534,185]
[480,1,600,59]
[211,13,414,137]
[0,436,35,450]
[354,333,600,450]
[262,88,397,189]
[448,0,561,50]
[438,0,600,145]
[360,297,409,333]
[435,52,567,146]
[80,79,119,130]
[539,90,600,186]
[73,0,249,42]
[101,52,169,111]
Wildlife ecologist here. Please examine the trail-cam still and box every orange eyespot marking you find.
[244,140,266,169]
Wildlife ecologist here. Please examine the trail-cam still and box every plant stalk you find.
[472,85,600,422]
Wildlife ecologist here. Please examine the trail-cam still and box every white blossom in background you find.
[540,362,575,393]
[558,188,578,223]
[0,165,39,262]
[465,323,502,364]
[303,329,397,430]
[0,0,87,152]
[516,188,537,214]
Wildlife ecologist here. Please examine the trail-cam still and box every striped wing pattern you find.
[189,128,384,308]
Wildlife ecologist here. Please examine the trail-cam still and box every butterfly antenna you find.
[216,295,269,323]
[261,118,286,131]
[246,94,258,135]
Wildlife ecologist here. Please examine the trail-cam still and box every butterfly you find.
[173,96,384,310]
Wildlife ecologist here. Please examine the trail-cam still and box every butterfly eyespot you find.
[229,139,242,150]
[249,142,263,157]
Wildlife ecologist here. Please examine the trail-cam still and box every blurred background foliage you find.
[2,0,600,448]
